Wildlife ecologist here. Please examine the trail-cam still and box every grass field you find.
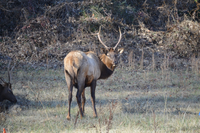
[0,0,200,132]
[0,64,200,133]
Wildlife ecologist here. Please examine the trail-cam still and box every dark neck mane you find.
[98,54,114,79]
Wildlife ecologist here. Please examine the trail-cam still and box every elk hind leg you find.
[65,70,73,120]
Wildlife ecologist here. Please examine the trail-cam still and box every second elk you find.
[0,60,17,103]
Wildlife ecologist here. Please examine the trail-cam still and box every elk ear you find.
[118,48,124,54]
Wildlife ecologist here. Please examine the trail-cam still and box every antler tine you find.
[0,77,5,83]
[113,27,122,50]
[7,60,11,83]
[97,26,109,50]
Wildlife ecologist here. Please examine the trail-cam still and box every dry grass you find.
[0,56,200,133]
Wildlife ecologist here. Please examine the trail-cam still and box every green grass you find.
[0,66,200,132]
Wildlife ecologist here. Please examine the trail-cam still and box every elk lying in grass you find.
[0,61,17,103]
[64,26,124,120]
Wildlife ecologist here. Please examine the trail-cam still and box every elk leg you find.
[76,89,84,119]
[76,78,85,119]
[67,83,73,120]
[65,70,73,120]
[81,89,86,114]
[91,80,97,118]
[76,70,86,119]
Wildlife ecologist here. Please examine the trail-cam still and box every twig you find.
[74,110,79,128]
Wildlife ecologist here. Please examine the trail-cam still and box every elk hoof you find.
[80,114,84,119]
[93,115,97,118]
[66,116,70,120]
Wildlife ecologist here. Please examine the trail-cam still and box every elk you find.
[0,60,17,103]
[64,26,124,120]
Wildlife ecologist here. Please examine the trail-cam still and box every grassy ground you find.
[0,0,200,132]
[1,64,200,133]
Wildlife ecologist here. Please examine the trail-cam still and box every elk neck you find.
[98,54,115,79]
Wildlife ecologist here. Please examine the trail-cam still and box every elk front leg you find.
[76,71,86,119]
[81,89,86,114]
[91,80,97,118]
[76,89,84,119]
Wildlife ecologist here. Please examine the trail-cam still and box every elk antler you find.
[97,26,109,50]
[0,77,6,83]
[113,27,122,50]
[7,60,11,83]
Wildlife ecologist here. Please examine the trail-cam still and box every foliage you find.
[0,0,199,67]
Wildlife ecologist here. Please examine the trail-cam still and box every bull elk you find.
[0,60,17,103]
[64,26,124,120]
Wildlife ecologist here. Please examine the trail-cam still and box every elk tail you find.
[64,66,76,81]
[65,69,73,80]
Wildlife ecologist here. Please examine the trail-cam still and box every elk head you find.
[97,26,124,71]
[0,60,17,103]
